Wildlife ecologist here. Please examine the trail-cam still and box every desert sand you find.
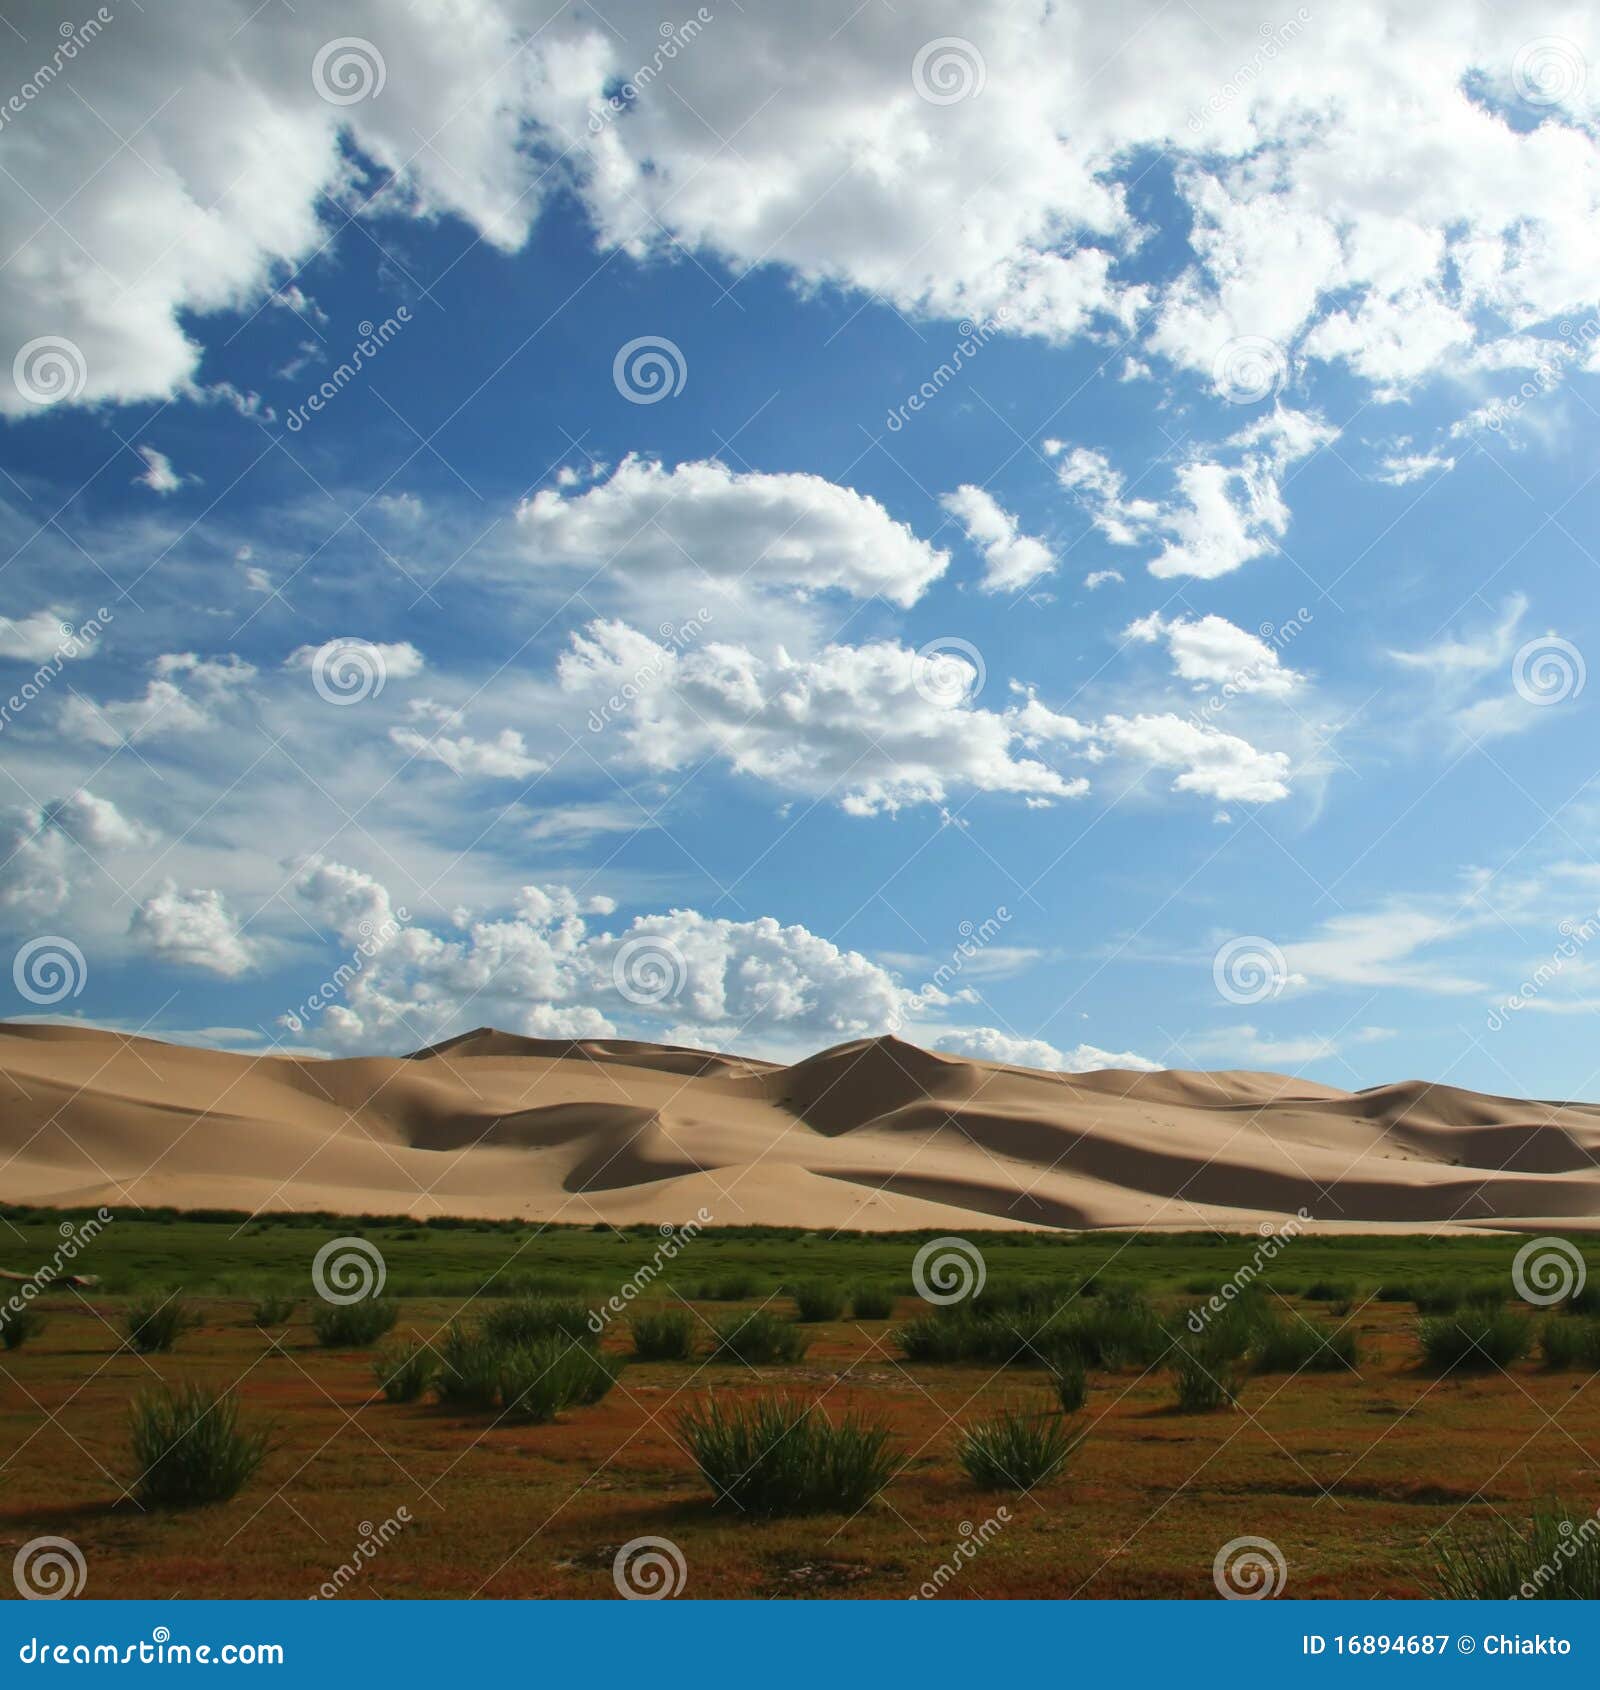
[3,1021,1599,1233]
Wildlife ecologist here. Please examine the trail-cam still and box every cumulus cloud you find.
[939,485,1055,592]
[0,609,80,663]
[1098,713,1293,803]
[59,653,256,746]
[1124,611,1305,696]
[931,1024,1160,1072]
[130,882,255,976]
[390,715,546,779]
[133,446,185,495]
[0,791,149,915]
[518,456,948,608]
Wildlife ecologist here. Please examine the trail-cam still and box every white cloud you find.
[1375,449,1455,486]
[0,608,80,663]
[59,653,256,746]
[1099,713,1293,803]
[1084,569,1123,590]
[283,640,426,681]
[1124,610,1304,696]
[133,446,184,495]
[939,484,1054,593]
[0,791,149,915]
[129,881,255,976]
[389,722,546,779]
[931,1024,1159,1072]
[518,455,948,608]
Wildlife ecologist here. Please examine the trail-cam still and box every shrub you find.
[956,1403,1083,1490]
[1374,1282,1413,1303]
[678,1395,895,1515]
[124,1294,192,1354]
[1047,1295,1171,1369]
[1434,1504,1600,1599]
[374,1338,436,1403]
[630,1309,696,1360]
[698,1274,758,1301]
[251,1296,296,1328]
[1418,1309,1532,1371]
[483,1296,595,1348]
[1171,1343,1241,1411]
[310,1298,398,1349]
[1562,1281,1600,1317]
[1413,1284,1463,1314]
[1539,1316,1600,1370]
[498,1337,623,1424]
[1049,1352,1087,1413]
[129,1385,267,1508]
[434,1323,502,1410]
[1302,1278,1351,1302]
[0,1307,46,1350]
[1250,1316,1360,1374]
[850,1285,894,1320]
[710,1309,810,1366]
[792,1281,846,1322]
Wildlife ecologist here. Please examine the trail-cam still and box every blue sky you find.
[4,0,1600,1097]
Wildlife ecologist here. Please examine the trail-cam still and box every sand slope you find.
[4,1022,1600,1233]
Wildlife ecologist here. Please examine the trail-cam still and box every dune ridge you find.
[4,1022,1599,1233]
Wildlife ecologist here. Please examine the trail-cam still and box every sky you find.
[3,0,1600,1098]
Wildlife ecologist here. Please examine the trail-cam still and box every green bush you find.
[374,1338,436,1403]
[630,1309,696,1360]
[849,1285,894,1320]
[792,1281,846,1322]
[710,1309,810,1366]
[1171,1343,1241,1411]
[1418,1309,1532,1371]
[498,1337,623,1423]
[1047,1295,1171,1369]
[124,1294,192,1354]
[1049,1352,1087,1413]
[129,1384,267,1508]
[1413,1284,1463,1314]
[434,1323,502,1410]
[956,1403,1083,1490]
[697,1274,759,1301]
[310,1298,398,1348]
[0,1307,46,1350]
[1250,1315,1360,1374]
[1301,1278,1351,1302]
[482,1296,595,1348]
[1434,1503,1600,1599]
[1539,1315,1600,1370]
[251,1296,296,1328]
[678,1395,896,1515]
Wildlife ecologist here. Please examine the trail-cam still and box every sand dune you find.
[4,1022,1600,1233]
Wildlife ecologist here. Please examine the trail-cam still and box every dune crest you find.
[4,1022,1599,1233]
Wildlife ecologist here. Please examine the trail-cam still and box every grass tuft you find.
[1418,1309,1531,1371]
[710,1308,810,1366]
[482,1296,595,1348]
[124,1293,192,1354]
[849,1285,894,1320]
[956,1403,1083,1490]
[373,1338,437,1403]
[251,1295,296,1328]
[0,1307,46,1350]
[1434,1503,1600,1599]
[630,1308,696,1360]
[310,1298,398,1349]
[678,1394,896,1515]
[129,1384,267,1508]
[791,1280,846,1322]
